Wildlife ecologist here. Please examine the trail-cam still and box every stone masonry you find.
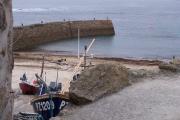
[0,0,13,119]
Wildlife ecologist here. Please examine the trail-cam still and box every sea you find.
[13,0,180,59]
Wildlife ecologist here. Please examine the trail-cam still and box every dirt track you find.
[59,73,180,120]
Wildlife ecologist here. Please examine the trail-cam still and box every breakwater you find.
[13,20,115,51]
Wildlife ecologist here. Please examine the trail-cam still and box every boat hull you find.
[31,94,69,120]
[19,82,38,95]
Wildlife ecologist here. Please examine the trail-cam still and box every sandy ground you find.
[12,53,162,118]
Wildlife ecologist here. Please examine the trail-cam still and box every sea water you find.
[13,0,180,59]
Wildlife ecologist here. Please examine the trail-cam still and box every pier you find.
[13,20,115,51]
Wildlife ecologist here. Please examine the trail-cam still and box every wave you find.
[13,7,69,13]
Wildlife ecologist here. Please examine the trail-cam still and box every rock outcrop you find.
[0,0,13,119]
[69,64,129,105]
[159,63,179,72]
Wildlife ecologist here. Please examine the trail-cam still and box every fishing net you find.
[14,112,44,120]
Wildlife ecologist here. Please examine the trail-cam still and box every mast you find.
[73,38,96,76]
[40,55,45,78]
[84,45,87,69]
[56,68,59,89]
[78,28,80,59]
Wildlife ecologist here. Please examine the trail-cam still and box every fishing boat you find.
[30,56,69,120]
[19,81,39,95]
[19,73,39,95]
[19,55,46,95]
[31,93,69,120]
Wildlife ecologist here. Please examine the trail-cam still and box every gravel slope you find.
[59,73,180,120]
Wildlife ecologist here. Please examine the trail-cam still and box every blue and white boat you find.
[31,93,69,120]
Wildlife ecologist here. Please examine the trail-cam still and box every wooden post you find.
[0,0,13,119]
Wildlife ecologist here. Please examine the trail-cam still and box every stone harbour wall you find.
[13,20,115,51]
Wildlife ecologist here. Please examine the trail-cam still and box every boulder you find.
[69,64,129,105]
[159,63,178,72]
